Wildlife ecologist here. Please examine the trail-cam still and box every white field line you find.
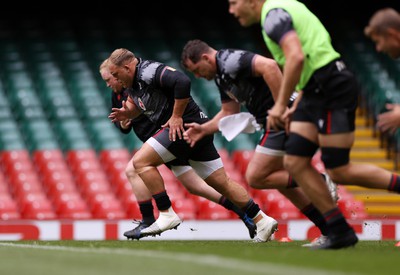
[0,242,357,275]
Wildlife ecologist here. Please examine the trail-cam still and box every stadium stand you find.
[1,3,398,225]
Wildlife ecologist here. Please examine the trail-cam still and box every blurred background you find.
[1,0,400,227]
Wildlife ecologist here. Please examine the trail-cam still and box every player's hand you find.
[377,103,400,134]
[267,103,286,131]
[109,100,132,122]
[162,116,184,141]
[282,106,294,134]
[183,122,203,147]
[120,119,132,129]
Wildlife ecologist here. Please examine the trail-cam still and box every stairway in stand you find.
[346,108,400,218]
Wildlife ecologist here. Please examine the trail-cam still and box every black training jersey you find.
[111,89,160,142]
[128,58,208,126]
[214,49,274,127]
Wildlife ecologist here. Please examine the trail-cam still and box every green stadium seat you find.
[21,119,59,151]
[85,119,125,151]
[53,118,92,151]
[0,120,26,150]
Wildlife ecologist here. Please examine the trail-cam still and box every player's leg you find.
[173,165,256,238]
[123,157,155,240]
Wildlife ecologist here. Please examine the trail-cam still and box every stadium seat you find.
[92,199,126,219]
[197,198,231,220]
[337,191,368,220]
[231,150,254,176]
[56,198,92,219]
[21,119,59,152]
[114,176,133,200]
[41,170,76,192]
[79,180,112,200]
[267,198,303,220]
[20,194,57,220]
[33,149,65,173]
[0,120,26,150]
[12,180,44,199]
[164,182,186,201]
[0,194,21,220]
[55,119,92,151]
[99,148,131,163]
[124,197,142,220]
[172,198,197,220]
[66,149,97,164]
[46,180,79,199]
[0,150,30,164]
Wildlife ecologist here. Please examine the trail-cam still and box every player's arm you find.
[197,100,240,135]
[277,31,304,107]
[159,66,190,141]
[111,94,133,134]
[183,100,240,147]
[109,96,141,122]
[253,55,283,102]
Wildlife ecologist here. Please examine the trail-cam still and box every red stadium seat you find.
[99,149,131,173]
[37,159,70,176]
[267,198,303,220]
[57,199,92,219]
[165,181,186,200]
[231,150,254,176]
[33,149,65,173]
[104,160,128,178]
[217,148,235,171]
[8,170,41,188]
[42,171,76,193]
[21,198,57,219]
[0,150,31,165]
[4,160,37,182]
[12,180,44,198]
[80,180,112,200]
[197,199,231,220]
[92,199,126,219]
[66,149,98,173]
[46,180,79,199]
[100,148,131,161]
[158,164,177,183]
[115,179,134,200]
[71,159,103,175]
[337,192,368,220]
[87,193,117,207]
[33,149,64,163]
[17,192,50,208]
[52,191,86,211]
[76,171,110,189]
[66,149,97,164]
[123,194,141,220]
[172,198,197,220]
[0,194,21,220]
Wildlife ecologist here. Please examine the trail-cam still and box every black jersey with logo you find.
[127,58,208,126]
[111,89,160,142]
[214,49,275,127]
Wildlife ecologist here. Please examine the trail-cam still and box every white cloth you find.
[218,112,261,141]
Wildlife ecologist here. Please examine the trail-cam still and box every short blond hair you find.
[99,58,109,72]
[108,48,136,67]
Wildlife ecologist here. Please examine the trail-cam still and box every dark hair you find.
[180,39,211,69]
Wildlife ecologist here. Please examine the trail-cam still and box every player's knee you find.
[285,133,318,157]
[245,169,267,189]
[321,147,350,169]
[124,162,136,178]
[245,172,258,189]
[284,133,318,173]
